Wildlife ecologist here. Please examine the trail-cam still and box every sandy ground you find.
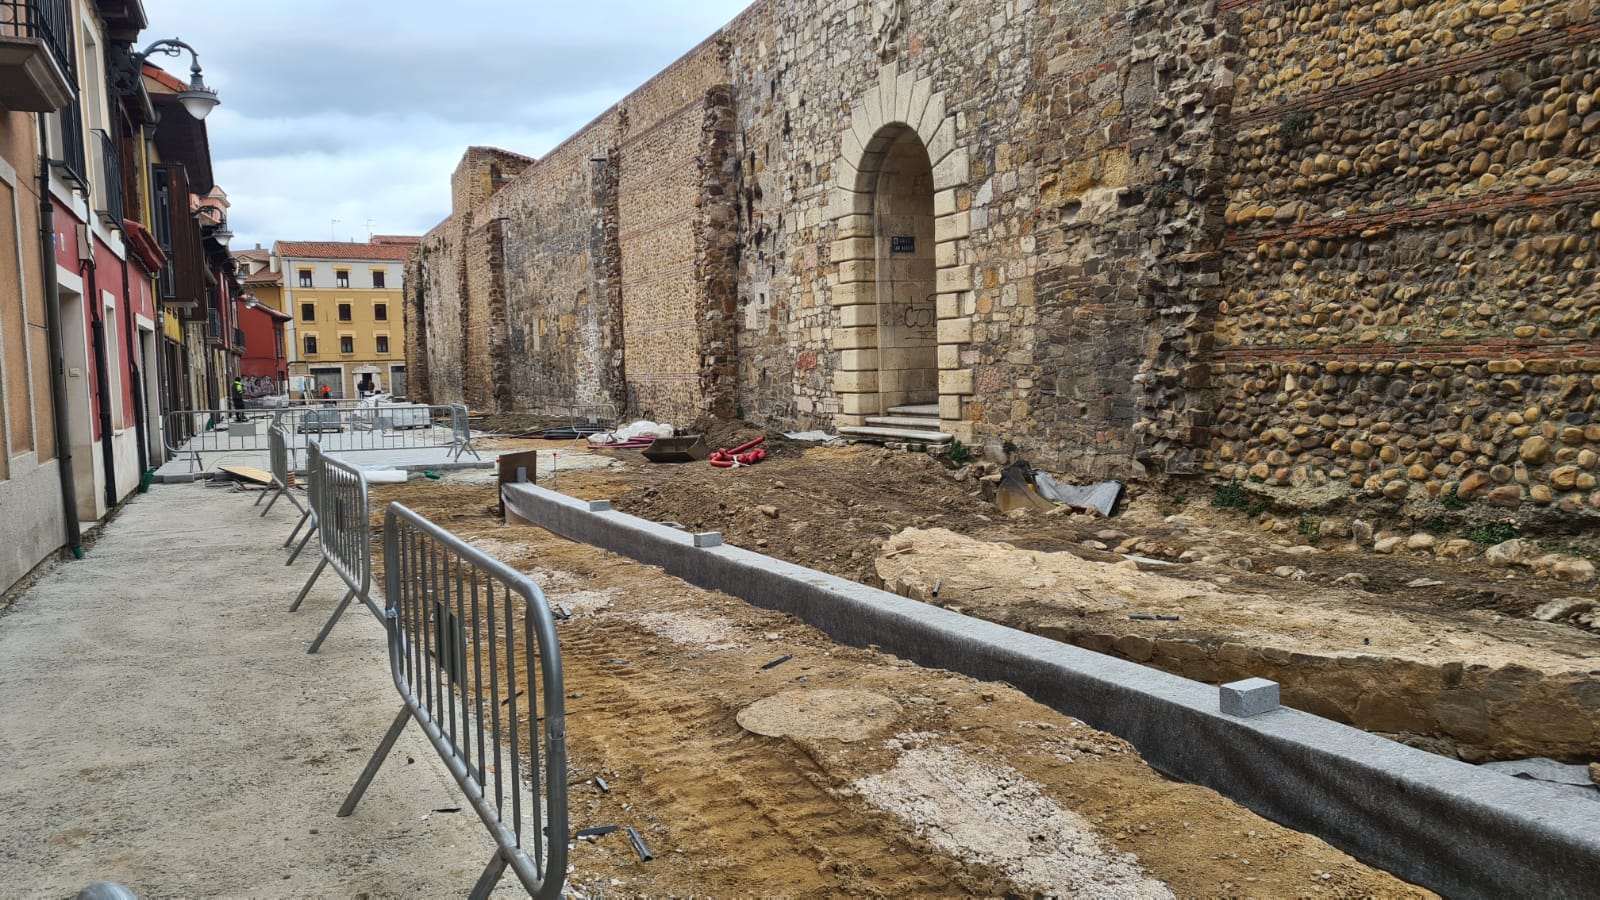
[377,476,1430,897]
[0,483,519,899]
[517,433,1599,763]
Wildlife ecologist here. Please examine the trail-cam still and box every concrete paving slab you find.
[0,483,517,897]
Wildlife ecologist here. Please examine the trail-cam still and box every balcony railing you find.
[0,0,75,112]
[51,91,87,188]
[206,309,222,345]
[91,129,124,227]
[0,0,74,76]
[233,327,246,353]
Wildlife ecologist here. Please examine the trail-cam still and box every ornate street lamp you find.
[134,38,219,120]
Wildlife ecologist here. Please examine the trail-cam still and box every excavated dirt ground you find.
[370,477,1429,897]
[471,429,1600,765]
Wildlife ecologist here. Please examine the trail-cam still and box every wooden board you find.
[217,465,273,485]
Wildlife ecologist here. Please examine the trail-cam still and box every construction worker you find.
[231,375,246,422]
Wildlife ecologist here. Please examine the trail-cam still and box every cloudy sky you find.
[142,1,754,250]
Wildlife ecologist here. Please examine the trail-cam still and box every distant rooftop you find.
[275,239,421,261]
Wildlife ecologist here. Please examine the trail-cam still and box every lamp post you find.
[133,38,219,121]
[195,204,233,248]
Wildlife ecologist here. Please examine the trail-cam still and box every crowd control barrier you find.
[288,440,380,652]
[339,502,567,899]
[255,422,305,518]
[273,403,478,461]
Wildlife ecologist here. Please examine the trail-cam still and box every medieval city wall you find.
[408,0,1600,517]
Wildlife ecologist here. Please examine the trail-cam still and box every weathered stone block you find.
[834,370,879,393]
[936,317,972,344]
[939,368,975,395]
[832,326,878,350]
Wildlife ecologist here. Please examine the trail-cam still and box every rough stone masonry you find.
[406,0,1600,523]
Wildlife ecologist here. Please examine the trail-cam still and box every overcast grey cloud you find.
[141,1,754,249]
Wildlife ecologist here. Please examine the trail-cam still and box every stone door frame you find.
[828,64,974,442]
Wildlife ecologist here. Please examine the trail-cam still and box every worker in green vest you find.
[231,375,246,422]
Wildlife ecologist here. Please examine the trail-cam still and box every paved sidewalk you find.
[0,483,508,898]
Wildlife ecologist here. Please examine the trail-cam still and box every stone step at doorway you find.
[887,403,939,417]
[865,414,941,429]
[837,424,952,444]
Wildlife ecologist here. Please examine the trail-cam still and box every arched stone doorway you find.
[865,125,938,416]
[828,65,972,442]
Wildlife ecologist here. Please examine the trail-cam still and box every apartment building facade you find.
[277,238,416,399]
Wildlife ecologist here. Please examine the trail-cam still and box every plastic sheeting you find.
[1032,473,1122,517]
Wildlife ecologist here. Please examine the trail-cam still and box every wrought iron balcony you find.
[51,92,87,188]
[206,308,222,345]
[233,327,246,353]
[91,128,124,227]
[0,0,74,112]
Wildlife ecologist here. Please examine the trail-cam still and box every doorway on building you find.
[310,366,343,399]
[389,364,407,399]
[868,125,938,420]
[57,287,96,520]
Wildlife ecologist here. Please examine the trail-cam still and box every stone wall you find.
[405,0,1600,518]
[1211,0,1600,516]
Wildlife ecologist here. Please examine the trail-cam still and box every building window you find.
[338,303,352,321]
[340,335,354,354]
[374,302,387,321]
[303,335,318,355]
[372,270,386,289]
[298,269,312,287]
[300,302,315,321]
[336,270,350,288]
[376,335,389,354]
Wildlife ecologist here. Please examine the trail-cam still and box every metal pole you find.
[37,117,82,556]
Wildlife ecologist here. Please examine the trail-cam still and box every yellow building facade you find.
[274,238,417,399]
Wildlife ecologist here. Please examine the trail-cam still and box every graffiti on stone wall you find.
[243,375,279,399]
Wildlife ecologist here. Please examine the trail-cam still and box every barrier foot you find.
[287,522,317,565]
[254,486,269,507]
[285,509,310,548]
[468,850,509,900]
[337,705,411,817]
[260,488,282,517]
[307,588,358,653]
[290,558,327,612]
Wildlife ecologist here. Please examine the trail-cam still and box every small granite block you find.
[587,500,612,512]
[693,532,723,548]
[1220,677,1280,717]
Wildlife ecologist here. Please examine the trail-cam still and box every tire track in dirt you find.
[553,619,986,896]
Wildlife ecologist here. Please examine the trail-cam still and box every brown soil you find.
[370,477,1431,897]
[488,434,1599,763]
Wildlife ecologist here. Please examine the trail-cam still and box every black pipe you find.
[37,118,81,556]
[86,258,117,511]
[120,255,148,475]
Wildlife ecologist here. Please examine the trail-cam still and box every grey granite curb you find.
[504,482,1600,898]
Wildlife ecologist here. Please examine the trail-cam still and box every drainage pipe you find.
[37,119,81,556]
[120,255,148,475]
[85,250,117,512]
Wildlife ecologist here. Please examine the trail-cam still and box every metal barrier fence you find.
[255,422,305,518]
[289,440,380,653]
[162,402,478,471]
[273,403,479,462]
[340,501,568,899]
[520,401,619,436]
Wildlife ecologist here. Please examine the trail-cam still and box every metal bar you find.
[307,588,357,654]
[468,851,509,900]
[336,704,411,817]
[290,558,327,612]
